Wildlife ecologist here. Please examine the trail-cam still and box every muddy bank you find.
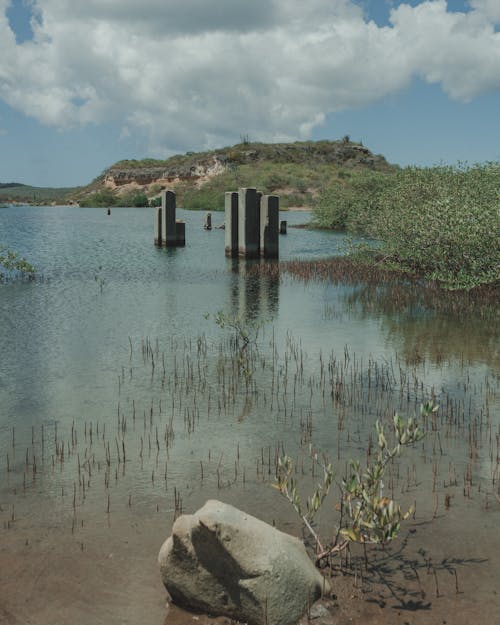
[1,497,499,625]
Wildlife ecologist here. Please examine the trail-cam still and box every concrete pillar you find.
[238,188,260,258]
[162,190,177,247]
[175,220,185,246]
[154,206,162,245]
[260,195,279,258]
[204,212,212,230]
[279,220,287,235]
[225,192,239,257]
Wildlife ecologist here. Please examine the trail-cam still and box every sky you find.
[1,0,500,187]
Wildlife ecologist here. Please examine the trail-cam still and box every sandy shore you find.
[1,503,499,625]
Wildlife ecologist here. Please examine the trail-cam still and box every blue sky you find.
[1,0,500,187]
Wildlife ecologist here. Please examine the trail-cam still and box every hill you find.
[74,139,396,209]
[0,183,81,205]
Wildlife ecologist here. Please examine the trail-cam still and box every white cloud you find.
[470,0,500,24]
[1,0,500,155]
[390,1,500,100]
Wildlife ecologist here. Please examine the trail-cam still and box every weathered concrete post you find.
[280,220,287,235]
[154,206,162,245]
[162,190,177,247]
[154,191,186,247]
[225,192,239,257]
[238,188,260,258]
[260,195,279,258]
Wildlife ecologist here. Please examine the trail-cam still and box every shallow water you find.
[0,204,498,625]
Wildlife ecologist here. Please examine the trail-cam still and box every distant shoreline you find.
[3,203,314,212]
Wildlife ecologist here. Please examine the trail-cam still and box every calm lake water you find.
[0,204,498,625]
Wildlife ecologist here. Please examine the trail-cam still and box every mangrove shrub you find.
[374,164,500,290]
[313,170,395,231]
[313,163,500,290]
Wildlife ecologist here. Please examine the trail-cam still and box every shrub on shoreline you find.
[313,163,500,290]
[313,170,395,231]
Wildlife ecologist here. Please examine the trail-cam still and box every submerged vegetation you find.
[313,163,500,290]
[0,245,36,282]
[204,310,267,383]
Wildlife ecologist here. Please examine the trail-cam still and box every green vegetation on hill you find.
[111,139,389,170]
[0,183,27,189]
[78,189,149,208]
[74,139,395,209]
[0,183,81,204]
[2,140,394,207]
[313,163,500,290]
[177,161,358,210]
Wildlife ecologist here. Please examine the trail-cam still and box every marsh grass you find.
[252,256,498,307]
[4,328,495,521]
[1,321,498,617]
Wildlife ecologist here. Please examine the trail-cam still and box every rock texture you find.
[104,155,228,189]
[158,500,330,625]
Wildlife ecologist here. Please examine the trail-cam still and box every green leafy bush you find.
[373,164,500,289]
[79,189,118,207]
[313,170,395,231]
[275,404,433,563]
[182,187,225,211]
[119,191,149,207]
[313,163,500,290]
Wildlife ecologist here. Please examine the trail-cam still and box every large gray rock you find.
[158,500,330,625]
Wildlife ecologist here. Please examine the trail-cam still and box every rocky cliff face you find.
[103,155,228,190]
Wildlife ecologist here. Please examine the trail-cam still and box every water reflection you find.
[228,259,280,322]
[0,207,498,625]
[340,282,499,368]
